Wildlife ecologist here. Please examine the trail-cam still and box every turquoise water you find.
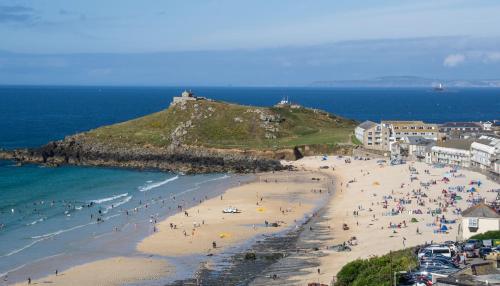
[0,159,245,283]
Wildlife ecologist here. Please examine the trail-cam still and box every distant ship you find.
[433,83,445,91]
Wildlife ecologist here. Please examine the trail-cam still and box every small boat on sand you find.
[222,207,241,214]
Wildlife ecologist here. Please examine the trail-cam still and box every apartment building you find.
[470,136,500,170]
[430,139,473,167]
[382,121,439,152]
[354,121,390,151]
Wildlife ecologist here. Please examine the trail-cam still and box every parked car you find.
[420,255,458,267]
[420,259,458,270]
[418,245,452,259]
[464,239,482,250]
[479,247,493,259]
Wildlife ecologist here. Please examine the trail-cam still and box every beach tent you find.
[440,225,448,231]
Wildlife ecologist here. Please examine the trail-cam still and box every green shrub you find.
[335,248,417,286]
[470,230,500,240]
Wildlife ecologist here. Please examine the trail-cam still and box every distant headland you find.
[0,91,357,173]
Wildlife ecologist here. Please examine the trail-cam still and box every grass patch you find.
[85,100,357,151]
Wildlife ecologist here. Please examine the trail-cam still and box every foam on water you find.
[139,175,179,192]
[91,193,129,204]
[101,196,133,214]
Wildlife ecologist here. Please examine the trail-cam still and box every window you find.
[469,218,479,228]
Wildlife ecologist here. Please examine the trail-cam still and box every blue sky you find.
[1,0,500,85]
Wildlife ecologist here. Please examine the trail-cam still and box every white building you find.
[382,121,439,151]
[354,121,377,143]
[392,136,435,162]
[430,140,473,167]
[460,203,500,240]
[470,136,500,171]
[494,157,500,176]
[171,90,200,105]
[482,121,493,131]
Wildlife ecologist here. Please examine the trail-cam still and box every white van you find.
[418,245,452,258]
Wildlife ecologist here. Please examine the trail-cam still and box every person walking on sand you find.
[28,277,31,284]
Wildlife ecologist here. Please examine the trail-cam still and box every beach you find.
[5,156,499,285]
[11,257,171,286]
[278,156,499,285]
[137,170,331,257]
[5,170,331,285]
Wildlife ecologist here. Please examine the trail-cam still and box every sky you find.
[1,0,500,85]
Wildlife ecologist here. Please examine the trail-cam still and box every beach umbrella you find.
[219,232,231,238]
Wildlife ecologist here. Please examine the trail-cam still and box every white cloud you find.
[443,53,465,67]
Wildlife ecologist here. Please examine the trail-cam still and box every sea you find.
[0,86,499,283]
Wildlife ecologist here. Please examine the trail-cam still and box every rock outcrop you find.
[0,135,294,174]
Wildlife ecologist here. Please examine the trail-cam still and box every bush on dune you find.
[335,248,417,286]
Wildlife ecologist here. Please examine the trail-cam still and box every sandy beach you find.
[280,156,500,285]
[11,257,171,286]
[138,170,332,256]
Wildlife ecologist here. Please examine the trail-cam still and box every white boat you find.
[434,83,445,91]
[222,207,241,214]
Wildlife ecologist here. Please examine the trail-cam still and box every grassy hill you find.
[84,99,357,151]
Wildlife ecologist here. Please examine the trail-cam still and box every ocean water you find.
[0,86,499,282]
[0,159,245,282]
[1,86,499,149]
